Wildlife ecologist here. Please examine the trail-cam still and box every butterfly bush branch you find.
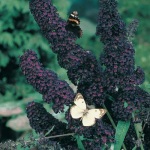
[26,101,67,134]
[96,0,149,122]
[29,0,102,86]
[29,0,106,109]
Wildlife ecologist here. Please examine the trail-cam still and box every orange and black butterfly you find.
[65,11,82,38]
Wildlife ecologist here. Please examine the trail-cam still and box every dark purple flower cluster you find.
[99,37,145,93]
[20,50,74,113]
[26,101,78,149]
[111,86,150,121]
[78,77,105,106]
[29,0,102,87]
[96,0,144,94]
[96,0,126,44]
[26,101,66,134]
[96,0,147,122]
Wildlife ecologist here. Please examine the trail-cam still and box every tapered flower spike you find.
[29,0,102,86]
[20,50,75,113]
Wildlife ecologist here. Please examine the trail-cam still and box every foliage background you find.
[0,0,149,144]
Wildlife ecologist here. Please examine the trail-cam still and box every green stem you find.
[134,123,145,150]
[16,133,74,146]
[103,104,127,150]
[45,133,74,139]
[132,113,144,150]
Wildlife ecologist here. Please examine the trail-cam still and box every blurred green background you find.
[0,0,150,143]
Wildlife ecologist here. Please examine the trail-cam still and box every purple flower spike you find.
[96,0,126,44]
[29,0,101,85]
[97,0,145,93]
[20,50,75,113]
[112,86,150,121]
[20,50,57,94]
[78,77,105,106]
[26,101,66,134]
[43,80,75,113]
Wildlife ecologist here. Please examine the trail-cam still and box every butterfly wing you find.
[74,93,86,110]
[88,109,107,119]
[82,112,96,126]
[70,105,84,119]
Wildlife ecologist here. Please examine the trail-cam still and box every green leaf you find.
[0,32,13,47]
[132,146,137,150]
[75,135,85,150]
[114,121,130,150]
[124,101,128,108]
[0,51,9,67]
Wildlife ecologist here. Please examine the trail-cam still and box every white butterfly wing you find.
[71,93,107,126]
[70,105,84,119]
[88,109,107,119]
[74,93,86,110]
[82,112,96,126]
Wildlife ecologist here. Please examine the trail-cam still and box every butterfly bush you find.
[19,0,150,149]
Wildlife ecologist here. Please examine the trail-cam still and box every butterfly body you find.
[65,11,82,38]
[70,93,107,126]
[68,11,80,26]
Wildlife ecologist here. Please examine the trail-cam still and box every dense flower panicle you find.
[26,101,65,133]
[96,0,145,97]
[97,0,145,95]
[29,0,102,86]
[20,50,57,94]
[30,0,78,44]
[26,101,79,149]
[67,53,102,86]
[99,38,141,92]
[20,50,75,113]
[100,39,135,75]
[111,100,134,121]
[77,77,106,106]
[131,66,145,85]
[57,49,97,70]
[96,0,126,44]
[43,80,75,113]
[111,86,150,121]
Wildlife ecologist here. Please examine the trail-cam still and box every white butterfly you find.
[70,93,107,126]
